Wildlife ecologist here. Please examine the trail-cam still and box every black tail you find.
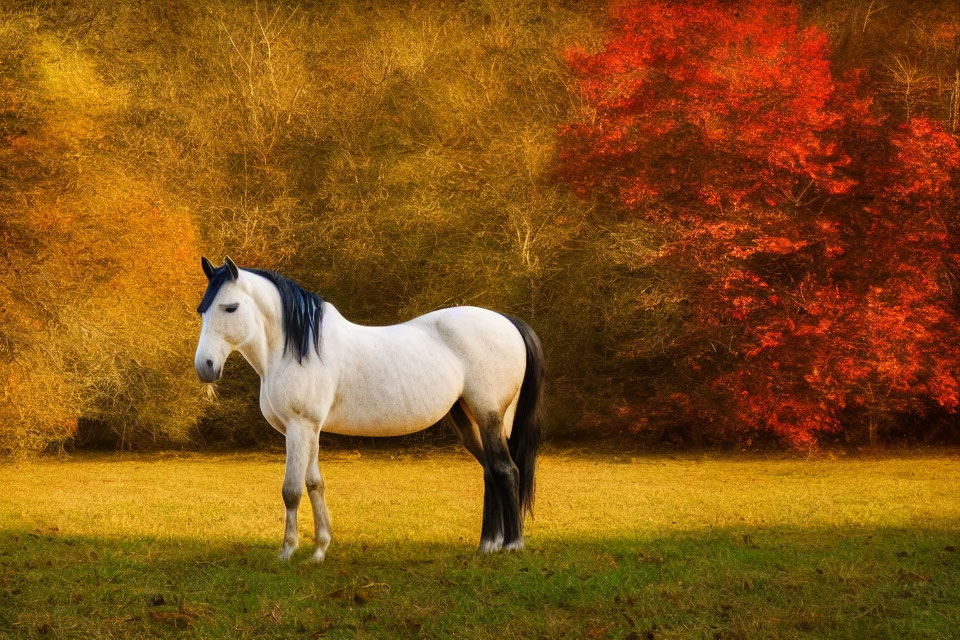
[501,313,544,519]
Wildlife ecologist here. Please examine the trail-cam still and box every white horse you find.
[194,257,544,561]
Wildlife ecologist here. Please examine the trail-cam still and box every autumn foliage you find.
[0,19,204,453]
[1,1,959,453]
[559,0,960,447]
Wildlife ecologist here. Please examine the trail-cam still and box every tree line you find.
[1,0,958,454]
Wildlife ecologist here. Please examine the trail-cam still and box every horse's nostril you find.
[206,359,213,368]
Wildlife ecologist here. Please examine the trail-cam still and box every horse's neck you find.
[235,271,286,379]
[235,271,341,381]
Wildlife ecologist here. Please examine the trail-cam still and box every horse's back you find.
[409,306,524,360]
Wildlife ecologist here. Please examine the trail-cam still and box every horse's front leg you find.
[279,422,313,561]
[305,434,332,563]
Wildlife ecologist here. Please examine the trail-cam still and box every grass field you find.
[1,449,959,639]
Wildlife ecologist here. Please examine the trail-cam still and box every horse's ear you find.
[224,256,239,281]
[201,256,215,280]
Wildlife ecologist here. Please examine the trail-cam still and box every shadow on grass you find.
[1,524,959,639]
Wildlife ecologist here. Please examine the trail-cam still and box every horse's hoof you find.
[478,538,503,554]
[305,549,326,564]
[503,539,525,552]
[278,544,298,561]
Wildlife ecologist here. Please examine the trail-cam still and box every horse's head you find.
[194,256,258,382]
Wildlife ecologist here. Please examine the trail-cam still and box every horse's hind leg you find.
[478,411,524,551]
[450,402,503,552]
[305,435,332,563]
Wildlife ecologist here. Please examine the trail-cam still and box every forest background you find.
[2,0,960,454]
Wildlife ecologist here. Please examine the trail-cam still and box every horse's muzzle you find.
[196,358,222,383]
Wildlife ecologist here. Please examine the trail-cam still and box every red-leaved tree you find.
[559,0,960,447]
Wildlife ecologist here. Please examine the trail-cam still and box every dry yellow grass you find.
[3,449,959,543]
[2,450,959,638]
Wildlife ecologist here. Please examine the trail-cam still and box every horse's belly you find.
[321,371,461,436]
[322,418,435,437]
[322,400,452,437]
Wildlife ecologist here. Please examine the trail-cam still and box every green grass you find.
[2,450,959,639]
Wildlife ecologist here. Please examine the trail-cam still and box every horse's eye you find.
[223,303,239,313]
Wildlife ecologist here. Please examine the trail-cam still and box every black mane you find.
[197,266,324,364]
[249,269,324,363]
